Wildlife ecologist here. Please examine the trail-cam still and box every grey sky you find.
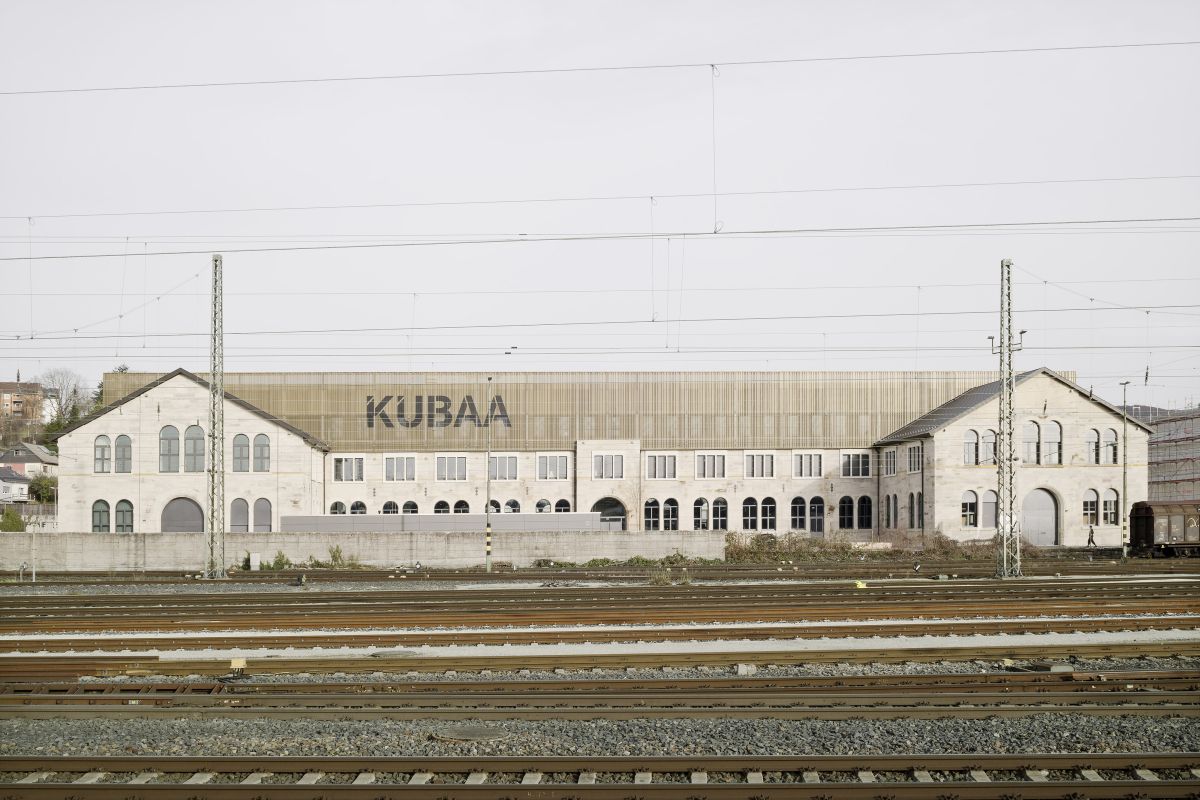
[2,1,1199,409]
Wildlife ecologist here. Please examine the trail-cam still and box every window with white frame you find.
[841,452,871,478]
[907,445,923,473]
[436,455,467,481]
[384,455,416,481]
[489,454,518,480]
[744,453,774,478]
[646,454,676,479]
[695,453,726,478]
[882,450,896,476]
[793,453,823,478]
[1103,488,1119,525]
[592,453,624,479]
[537,454,569,480]
[333,456,364,482]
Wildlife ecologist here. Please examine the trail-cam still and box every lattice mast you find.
[206,254,226,578]
[991,259,1024,578]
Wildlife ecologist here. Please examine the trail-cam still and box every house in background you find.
[0,465,32,503]
[0,442,59,478]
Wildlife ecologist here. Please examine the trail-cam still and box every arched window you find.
[454,500,470,514]
[114,434,132,473]
[644,499,660,531]
[961,490,978,527]
[382,501,399,514]
[184,425,204,472]
[555,500,571,512]
[350,501,367,514]
[885,494,894,528]
[857,496,872,529]
[892,495,900,528]
[505,499,521,513]
[1103,429,1118,464]
[1103,488,1119,525]
[809,497,825,533]
[159,426,179,472]
[790,496,806,530]
[1082,489,1099,525]
[434,500,450,514]
[908,492,916,529]
[760,497,776,531]
[694,498,710,530]
[253,498,272,532]
[231,498,249,532]
[1043,421,1063,465]
[981,490,998,528]
[91,500,110,532]
[161,497,203,532]
[488,499,501,514]
[917,491,925,529]
[838,496,854,529]
[1086,429,1100,464]
[963,430,979,465]
[981,430,996,464]
[712,497,728,530]
[536,499,552,513]
[330,501,346,514]
[1022,421,1041,465]
[663,498,679,531]
[402,501,418,514]
[232,434,250,472]
[93,435,111,473]
[253,434,270,472]
[115,499,134,533]
[742,498,758,530]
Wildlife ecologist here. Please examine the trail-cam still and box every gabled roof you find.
[874,367,1153,446]
[49,368,330,451]
[3,442,58,465]
[0,465,32,484]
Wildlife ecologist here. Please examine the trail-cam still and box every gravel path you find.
[3,715,1195,757]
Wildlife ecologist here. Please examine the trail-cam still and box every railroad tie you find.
[73,772,107,784]
[1024,769,1049,782]
[857,770,875,783]
[352,773,376,785]
[1134,768,1160,781]
[297,772,325,784]
[16,772,53,784]
[912,770,934,782]
[182,772,215,784]
[1191,768,1200,780]
[240,773,273,784]
[634,771,652,784]
[690,771,708,784]
[802,771,821,783]
[408,772,433,785]
[577,772,597,784]
[745,771,764,784]
[521,772,543,785]
[1080,769,1105,781]
[969,769,990,782]
[465,772,488,784]
[128,772,161,784]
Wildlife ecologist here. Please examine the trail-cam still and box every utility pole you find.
[206,254,225,579]
[484,375,493,573]
[990,259,1025,578]
[1121,380,1131,559]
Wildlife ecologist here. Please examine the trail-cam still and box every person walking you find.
[1087,525,1096,547]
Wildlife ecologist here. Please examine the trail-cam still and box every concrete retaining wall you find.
[0,530,726,571]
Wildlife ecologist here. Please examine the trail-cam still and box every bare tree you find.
[37,368,90,422]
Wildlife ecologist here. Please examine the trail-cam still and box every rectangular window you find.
[882,450,896,477]
[115,438,132,473]
[233,438,250,472]
[1102,496,1118,526]
[592,454,624,479]
[253,437,270,472]
[184,437,204,473]
[333,456,364,482]
[646,454,676,479]
[537,454,569,480]
[384,455,416,481]
[94,442,110,473]
[489,455,518,480]
[962,498,977,527]
[436,455,467,481]
[695,453,725,478]
[908,445,923,473]
[841,452,871,477]
[1083,497,1098,525]
[744,453,774,478]
[793,453,823,478]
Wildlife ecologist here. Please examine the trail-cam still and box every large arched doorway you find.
[590,497,627,530]
[161,497,204,533]
[1022,489,1058,546]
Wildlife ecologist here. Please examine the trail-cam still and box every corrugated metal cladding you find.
[105,370,1039,452]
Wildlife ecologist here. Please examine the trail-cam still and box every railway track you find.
[1,754,1197,798]
[2,669,1196,720]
